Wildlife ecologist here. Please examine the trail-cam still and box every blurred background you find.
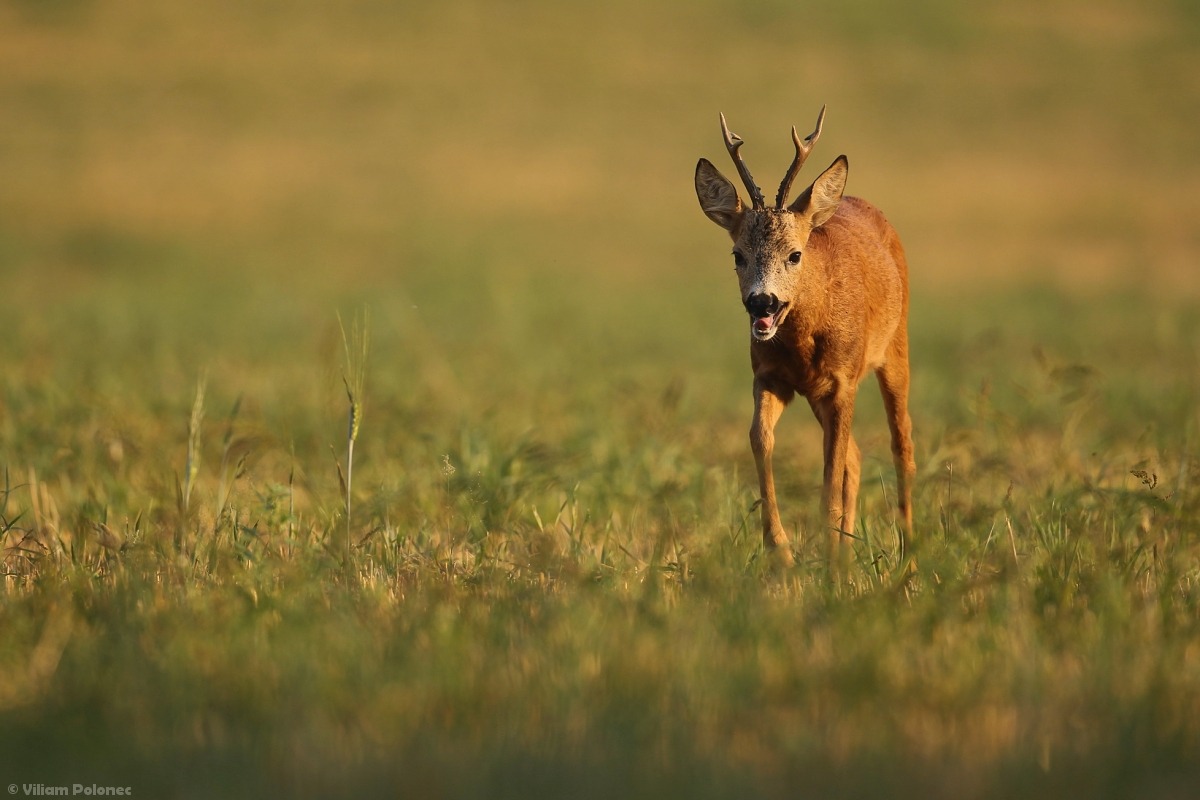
[2,0,1198,458]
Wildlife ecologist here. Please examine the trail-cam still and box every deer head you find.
[694,106,848,342]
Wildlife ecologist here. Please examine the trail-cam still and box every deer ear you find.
[695,158,743,232]
[788,155,848,229]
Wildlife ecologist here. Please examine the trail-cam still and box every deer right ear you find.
[695,158,743,232]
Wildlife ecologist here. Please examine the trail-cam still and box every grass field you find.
[2,1,1200,797]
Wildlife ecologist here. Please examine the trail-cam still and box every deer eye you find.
[732,251,747,270]
[787,250,802,266]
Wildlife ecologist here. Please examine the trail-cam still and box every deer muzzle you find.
[744,292,788,340]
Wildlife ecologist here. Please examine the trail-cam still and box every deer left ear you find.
[789,155,848,229]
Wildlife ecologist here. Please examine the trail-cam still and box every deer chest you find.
[751,333,838,400]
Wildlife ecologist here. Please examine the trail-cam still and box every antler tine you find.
[775,104,827,209]
[719,112,766,210]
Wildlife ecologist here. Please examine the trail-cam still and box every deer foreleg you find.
[842,435,861,540]
[814,389,856,571]
[750,381,793,566]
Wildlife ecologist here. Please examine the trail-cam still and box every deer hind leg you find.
[876,344,915,560]
[750,380,794,566]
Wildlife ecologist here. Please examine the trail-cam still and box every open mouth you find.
[750,303,788,340]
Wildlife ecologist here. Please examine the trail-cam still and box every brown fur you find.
[695,128,915,570]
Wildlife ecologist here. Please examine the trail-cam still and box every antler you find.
[774,104,826,209]
[719,112,766,210]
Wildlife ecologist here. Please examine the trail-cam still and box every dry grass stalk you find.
[338,309,370,561]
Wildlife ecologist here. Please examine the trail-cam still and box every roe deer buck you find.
[694,107,914,569]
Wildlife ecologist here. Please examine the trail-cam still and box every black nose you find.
[744,292,781,318]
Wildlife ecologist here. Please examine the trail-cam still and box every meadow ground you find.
[2,1,1199,797]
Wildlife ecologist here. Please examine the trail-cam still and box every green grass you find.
[2,0,1200,797]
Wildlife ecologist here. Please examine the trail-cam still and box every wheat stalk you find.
[169,374,207,553]
[180,374,206,515]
